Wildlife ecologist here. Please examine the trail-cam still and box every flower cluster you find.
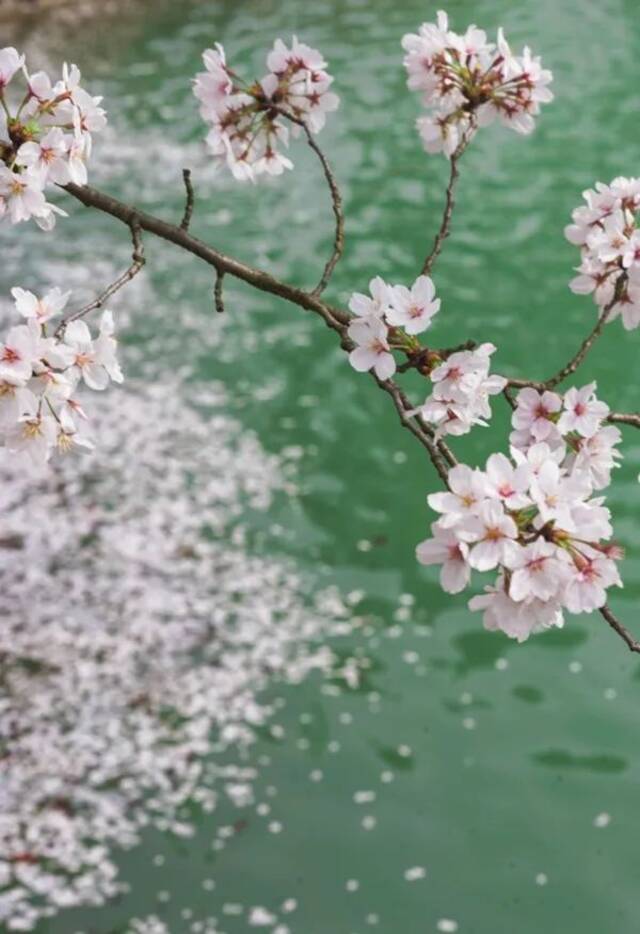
[510,382,621,490]
[411,343,507,439]
[417,381,623,642]
[193,37,339,182]
[0,48,106,228]
[566,177,640,329]
[347,275,440,380]
[0,288,122,465]
[401,11,553,156]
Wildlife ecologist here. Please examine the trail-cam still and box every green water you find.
[7,0,640,931]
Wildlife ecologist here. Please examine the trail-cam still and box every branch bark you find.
[421,125,473,277]
[599,604,640,654]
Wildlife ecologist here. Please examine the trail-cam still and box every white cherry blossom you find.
[557,382,609,438]
[459,500,519,572]
[347,317,396,380]
[387,276,440,335]
[416,523,470,594]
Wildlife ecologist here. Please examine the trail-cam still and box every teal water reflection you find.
[6,0,640,931]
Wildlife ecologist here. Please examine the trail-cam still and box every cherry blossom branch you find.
[54,218,145,338]
[180,168,195,231]
[63,182,349,332]
[421,125,474,277]
[63,181,459,485]
[277,110,345,296]
[599,605,640,653]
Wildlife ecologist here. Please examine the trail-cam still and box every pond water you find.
[4,0,640,931]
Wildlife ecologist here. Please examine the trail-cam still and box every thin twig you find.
[180,168,195,231]
[502,386,516,410]
[607,412,640,428]
[373,375,452,486]
[276,110,345,296]
[599,604,640,654]
[544,279,624,389]
[421,123,474,277]
[214,267,225,314]
[54,218,145,338]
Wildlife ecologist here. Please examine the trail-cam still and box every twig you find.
[214,267,225,313]
[63,182,349,333]
[373,375,452,486]
[607,412,640,428]
[544,280,624,389]
[54,218,145,338]
[421,124,474,277]
[599,604,640,654]
[180,168,195,231]
[276,110,344,296]
[502,386,516,410]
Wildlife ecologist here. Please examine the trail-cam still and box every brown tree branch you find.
[63,181,455,486]
[180,168,195,231]
[214,266,225,314]
[599,604,640,654]
[60,183,640,659]
[608,412,640,428]
[54,218,145,338]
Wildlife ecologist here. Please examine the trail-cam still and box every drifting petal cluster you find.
[0,288,122,466]
[347,275,440,380]
[0,49,106,228]
[402,11,553,157]
[566,177,640,329]
[412,342,507,439]
[193,37,339,182]
[418,448,622,643]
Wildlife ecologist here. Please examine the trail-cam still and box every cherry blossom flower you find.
[11,286,71,324]
[0,166,49,224]
[387,275,440,335]
[348,277,393,319]
[484,452,531,510]
[563,555,622,614]
[63,312,122,391]
[469,581,564,643]
[0,321,42,385]
[347,317,396,380]
[459,500,519,571]
[0,46,23,88]
[16,128,71,185]
[511,387,562,443]
[569,426,622,490]
[427,463,489,527]
[558,382,609,438]
[508,540,568,602]
[416,522,470,593]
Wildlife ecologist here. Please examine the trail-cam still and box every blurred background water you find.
[3,0,640,931]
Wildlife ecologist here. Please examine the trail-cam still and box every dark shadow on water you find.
[532,749,628,774]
